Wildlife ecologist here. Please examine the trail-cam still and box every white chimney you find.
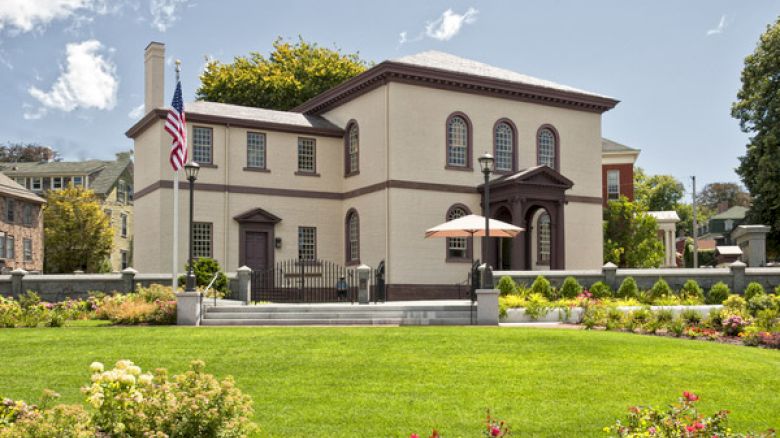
[144,42,165,112]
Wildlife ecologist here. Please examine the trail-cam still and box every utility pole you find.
[691,175,699,268]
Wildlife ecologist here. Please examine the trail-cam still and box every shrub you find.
[523,293,550,320]
[679,279,704,302]
[496,276,517,297]
[559,276,582,299]
[707,282,731,304]
[723,295,748,314]
[646,278,674,302]
[616,277,640,299]
[605,307,624,331]
[654,309,674,327]
[179,257,228,293]
[748,294,776,316]
[17,291,40,309]
[95,293,176,325]
[0,360,257,437]
[680,309,702,325]
[754,308,779,331]
[589,281,613,299]
[137,283,176,303]
[722,315,750,336]
[529,275,553,300]
[744,282,765,301]
[669,317,686,337]
[606,391,773,437]
[626,307,653,332]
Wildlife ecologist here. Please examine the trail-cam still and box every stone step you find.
[200,317,472,326]
[201,311,473,320]
[206,304,474,313]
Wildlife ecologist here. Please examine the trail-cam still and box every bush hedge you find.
[707,282,731,304]
[616,277,640,299]
[589,281,613,299]
[559,276,583,299]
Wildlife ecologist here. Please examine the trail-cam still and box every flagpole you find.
[172,60,181,291]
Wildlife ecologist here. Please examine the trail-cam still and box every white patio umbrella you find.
[425,214,524,266]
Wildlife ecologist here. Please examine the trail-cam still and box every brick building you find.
[601,138,640,207]
[0,172,45,272]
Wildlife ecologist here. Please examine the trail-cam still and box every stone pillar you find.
[730,261,746,295]
[476,289,499,325]
[10,268,26,299]
[236,266,252,304]
[176,291,202,325]
[357,264,371,304]
[732,225,770,267]
[603,262,617,290]
[479,263,494,289]
[121,267,138,293]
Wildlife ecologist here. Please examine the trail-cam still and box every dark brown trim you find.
[344,120,359,177]
[445,203,473,263]
[345,208,360,266]
[297,136,317,175]
[243,167,271,173]
[385,283,471,301]
[294,171,320,177]
[536,124,560,171]
[565,194,602,205]
[445,112,473,170]
[492,118,518,174]
[292,61,619,115]
[246,131,268,171]
[134,178,481,201]
[126,108,345,139]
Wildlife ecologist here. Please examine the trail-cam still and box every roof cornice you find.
[292,61,620,115]
[125,108,346,139]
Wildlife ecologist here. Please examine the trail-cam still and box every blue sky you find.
[0,1,776,199]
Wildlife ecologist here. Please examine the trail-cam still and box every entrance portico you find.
[479,166,573,271]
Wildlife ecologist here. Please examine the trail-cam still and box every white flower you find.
[115,360,133,370]
[89,362,104,373]
[119,374,136,385]
[127,365,142,376]
[138,374,153,386]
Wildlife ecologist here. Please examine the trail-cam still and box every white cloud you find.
[150,0,188,31]
[0,0,104,33]
[128,103,144,119]
[706,15,726,36]
[425,7,478,41]
[27,39,118,118]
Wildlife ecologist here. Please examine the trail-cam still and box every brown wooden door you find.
[245,231,268,272]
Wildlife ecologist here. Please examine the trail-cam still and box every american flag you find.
[164,80,187,171]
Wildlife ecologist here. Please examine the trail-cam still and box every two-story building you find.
[601,138,640,207]
[0,172,45,272]
[0,157,134,271]
[129,42,618,299]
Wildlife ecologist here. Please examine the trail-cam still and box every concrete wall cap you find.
[729,260,747,268]
[10,269,27,275]
[236,266,252,273]
[121,267,138,275]
[602,262,617,269]
[357,264,371,271]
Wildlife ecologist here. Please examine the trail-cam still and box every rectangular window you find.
[52,177,63,189]
[117,180,126,204]
[31,178,42,192]
[121,250,128,270]
[73,176,84,187]
[0,235,5,259]
[13,177,25,187]
[192,222,212,258]
[6,236,14,260]
[297,137,316,173]
[246,132,266,169]
[448,237,467,259]
[5,199,14,223]
[23,205,32,226]
[193,126,213,164]
[607,170,620,200]
[121,213,128,237]
[23,239,32,262]
[298,227,317,261]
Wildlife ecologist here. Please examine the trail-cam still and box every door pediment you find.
[234,207,281,224]
[479,165,574,192]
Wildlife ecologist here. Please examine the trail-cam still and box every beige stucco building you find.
[128,42,618,299]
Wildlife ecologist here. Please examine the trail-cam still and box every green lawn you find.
[0,327,778,437]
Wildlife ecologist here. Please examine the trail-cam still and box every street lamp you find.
[478,152,494,287]
[184,161,200,292]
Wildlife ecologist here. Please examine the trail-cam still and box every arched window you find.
[346,209,360,264]
[494,120,515,172]
[345,121,359,176]
[446,204,471,261]
[446,113,471,168]
[537,126,558,169]
[537,212,551,265]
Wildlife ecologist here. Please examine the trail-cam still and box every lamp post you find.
[184,161,200,292]
[478,153,494,287]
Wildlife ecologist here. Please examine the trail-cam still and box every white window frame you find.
[246,132,266,169]
[31,177,42,192]
[297,137,316,173]
[72,176,84,187]
[298,227,317,261]
[120,213,128,238]
[6,235,14,260]
[607,170,620,200]
[23,238,32,262]
[193,126,213,165]
[51,177,63,190]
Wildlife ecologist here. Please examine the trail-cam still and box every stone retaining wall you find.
[503,305,723,324]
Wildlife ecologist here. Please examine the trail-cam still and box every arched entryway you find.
[526,207,552,270]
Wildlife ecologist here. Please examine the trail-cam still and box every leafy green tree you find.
[634,168,685,212]
[0,142,59,162]
[603,197,664,268]
[732,18,780,254]
[197,37,369,111]
[44,186,113,273]
[675,202,713,238]
[696,182,751,211]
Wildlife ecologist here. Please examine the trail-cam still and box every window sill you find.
[446,257,472,263]
[344,171,360,178]
[198,163,218,168]
[444,165,473,172]
[243,167,271,173]
[295,171,320,177]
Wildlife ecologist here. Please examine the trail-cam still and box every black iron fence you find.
[251,259,386,303]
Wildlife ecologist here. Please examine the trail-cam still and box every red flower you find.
[491,426,501,436]
[694,422,705,430]
[683,391,699,402]
[686,425,696,433]
[410,434,419,438]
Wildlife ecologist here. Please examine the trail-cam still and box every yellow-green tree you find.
[196,37,369,110]
[44,186,113,273]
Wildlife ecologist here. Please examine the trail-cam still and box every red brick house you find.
[0,172,45,272]
[601,138,640,207]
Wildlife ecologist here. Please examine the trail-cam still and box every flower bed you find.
[0,284,176,328]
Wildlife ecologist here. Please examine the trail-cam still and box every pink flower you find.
[686,425,696,433]
[648,426,656,435]
[683,391,699,402]
[694,422,705,430]
[491,426,501,436]
[410,434,419,438]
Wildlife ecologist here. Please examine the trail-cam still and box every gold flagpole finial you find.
[174,59,181,81]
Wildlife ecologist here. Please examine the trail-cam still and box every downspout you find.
[385,82,391,285]
[224,124,230,269]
